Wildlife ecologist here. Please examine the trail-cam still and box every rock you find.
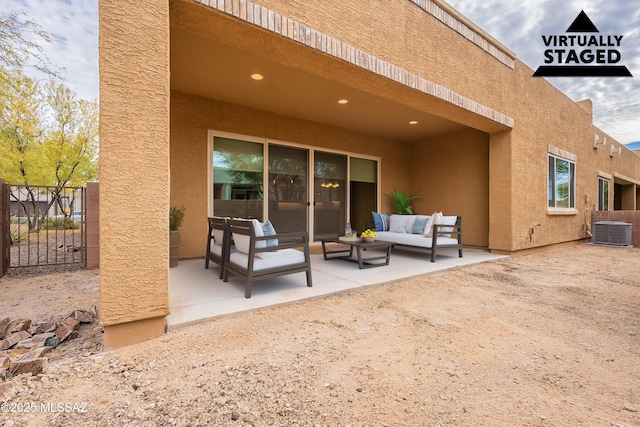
[45,336,60,348]
[72,309,94,323]
[9,357,47,376]
[0,317,10,338]
[0,355,9,370]
[0,331,32,351]
[0,381,15,402]
[6,318,31,335]
[14,332,56,350]
[56,319,81,344]
[16,346,52,361]
[33,321,60,334]
[623,402,638,412]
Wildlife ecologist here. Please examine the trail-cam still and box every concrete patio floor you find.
[167,247,508,331]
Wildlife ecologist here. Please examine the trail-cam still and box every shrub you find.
[42,217,79,230]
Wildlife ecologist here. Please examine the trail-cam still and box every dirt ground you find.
[0,243,639,426]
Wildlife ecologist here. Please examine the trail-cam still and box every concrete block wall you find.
[85,182,100,269]
[0,179,7,278]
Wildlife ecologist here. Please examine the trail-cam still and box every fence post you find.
[0,179,7,277]
[85,182,100,269]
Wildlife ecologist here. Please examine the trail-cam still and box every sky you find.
[4,0,638,144]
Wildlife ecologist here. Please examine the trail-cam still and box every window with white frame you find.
[548,154,575,209]
[597,177,609,211]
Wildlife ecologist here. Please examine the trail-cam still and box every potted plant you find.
[169,206,185,267]
[384,188,420,215]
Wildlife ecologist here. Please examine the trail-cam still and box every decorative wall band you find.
[410,0,516,69]
[197,0,515,129]
[548,145,577,162]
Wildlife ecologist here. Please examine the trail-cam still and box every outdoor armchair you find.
[223,218,313,298]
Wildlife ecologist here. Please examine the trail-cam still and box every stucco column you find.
[99,0,170,348]
[488,130,513,252]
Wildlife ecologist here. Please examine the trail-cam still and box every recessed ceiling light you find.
[337,99,349,104]
[409,120,418,125]
[250,73,264,80]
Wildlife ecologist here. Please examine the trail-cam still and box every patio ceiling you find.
[170,2,471,143]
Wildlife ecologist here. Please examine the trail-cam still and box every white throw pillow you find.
[389,215,410,233]
[233,219,265,255]
[423,211,443,237]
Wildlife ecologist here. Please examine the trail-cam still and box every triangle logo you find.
[533,10,632,77]
[566,10,599,33]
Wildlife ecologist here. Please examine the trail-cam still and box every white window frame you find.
[597,176,610,211]
[547,151,576,213]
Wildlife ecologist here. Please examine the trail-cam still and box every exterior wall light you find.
[594,135,606,149]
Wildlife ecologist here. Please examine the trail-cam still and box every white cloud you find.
[448,0,640,143]
[3,0,98,101]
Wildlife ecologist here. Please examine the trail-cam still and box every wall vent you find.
[592,221,632,247]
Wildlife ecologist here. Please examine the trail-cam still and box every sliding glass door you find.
[211,132,378,241]
[268,145,308,233]
[314,151,347,239]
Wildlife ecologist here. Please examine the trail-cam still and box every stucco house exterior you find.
[98,0,640,348]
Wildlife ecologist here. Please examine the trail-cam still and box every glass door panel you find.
[268,145,308,233]
[350,157,377,231]
[314,152,347,240]
[212,137,264,220]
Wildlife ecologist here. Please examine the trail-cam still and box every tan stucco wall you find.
[99,0,171,346]
[169,0,640,254]
[409,129,490,247]
[170,90,412,258]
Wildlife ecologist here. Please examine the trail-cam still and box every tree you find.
[0,11,97,230]
[0,10,61,77]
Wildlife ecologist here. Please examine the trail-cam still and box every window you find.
[598,177,609,211]
[213,137,264,220]
[548,154,575,209]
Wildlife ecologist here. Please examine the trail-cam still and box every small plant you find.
[9,225,29,246]
[169,206,185,231]
[384,188,420,215]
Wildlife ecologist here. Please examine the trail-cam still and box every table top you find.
[320,237,392,248]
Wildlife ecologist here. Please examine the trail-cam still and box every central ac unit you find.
[592,221,632,246]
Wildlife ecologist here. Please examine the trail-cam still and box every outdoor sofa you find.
[371,213,463,262]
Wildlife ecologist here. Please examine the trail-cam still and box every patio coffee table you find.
[320,237,392,269]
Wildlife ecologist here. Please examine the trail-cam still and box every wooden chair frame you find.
[223,218,312,298]
[205,216,229,279]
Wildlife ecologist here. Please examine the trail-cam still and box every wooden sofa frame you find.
[368,216,463,263]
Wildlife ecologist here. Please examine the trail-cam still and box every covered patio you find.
[167,248,508,330]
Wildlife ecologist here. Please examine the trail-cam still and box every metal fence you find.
[6,184,86,269]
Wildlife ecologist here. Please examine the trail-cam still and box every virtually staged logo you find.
[533,10,632,77]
